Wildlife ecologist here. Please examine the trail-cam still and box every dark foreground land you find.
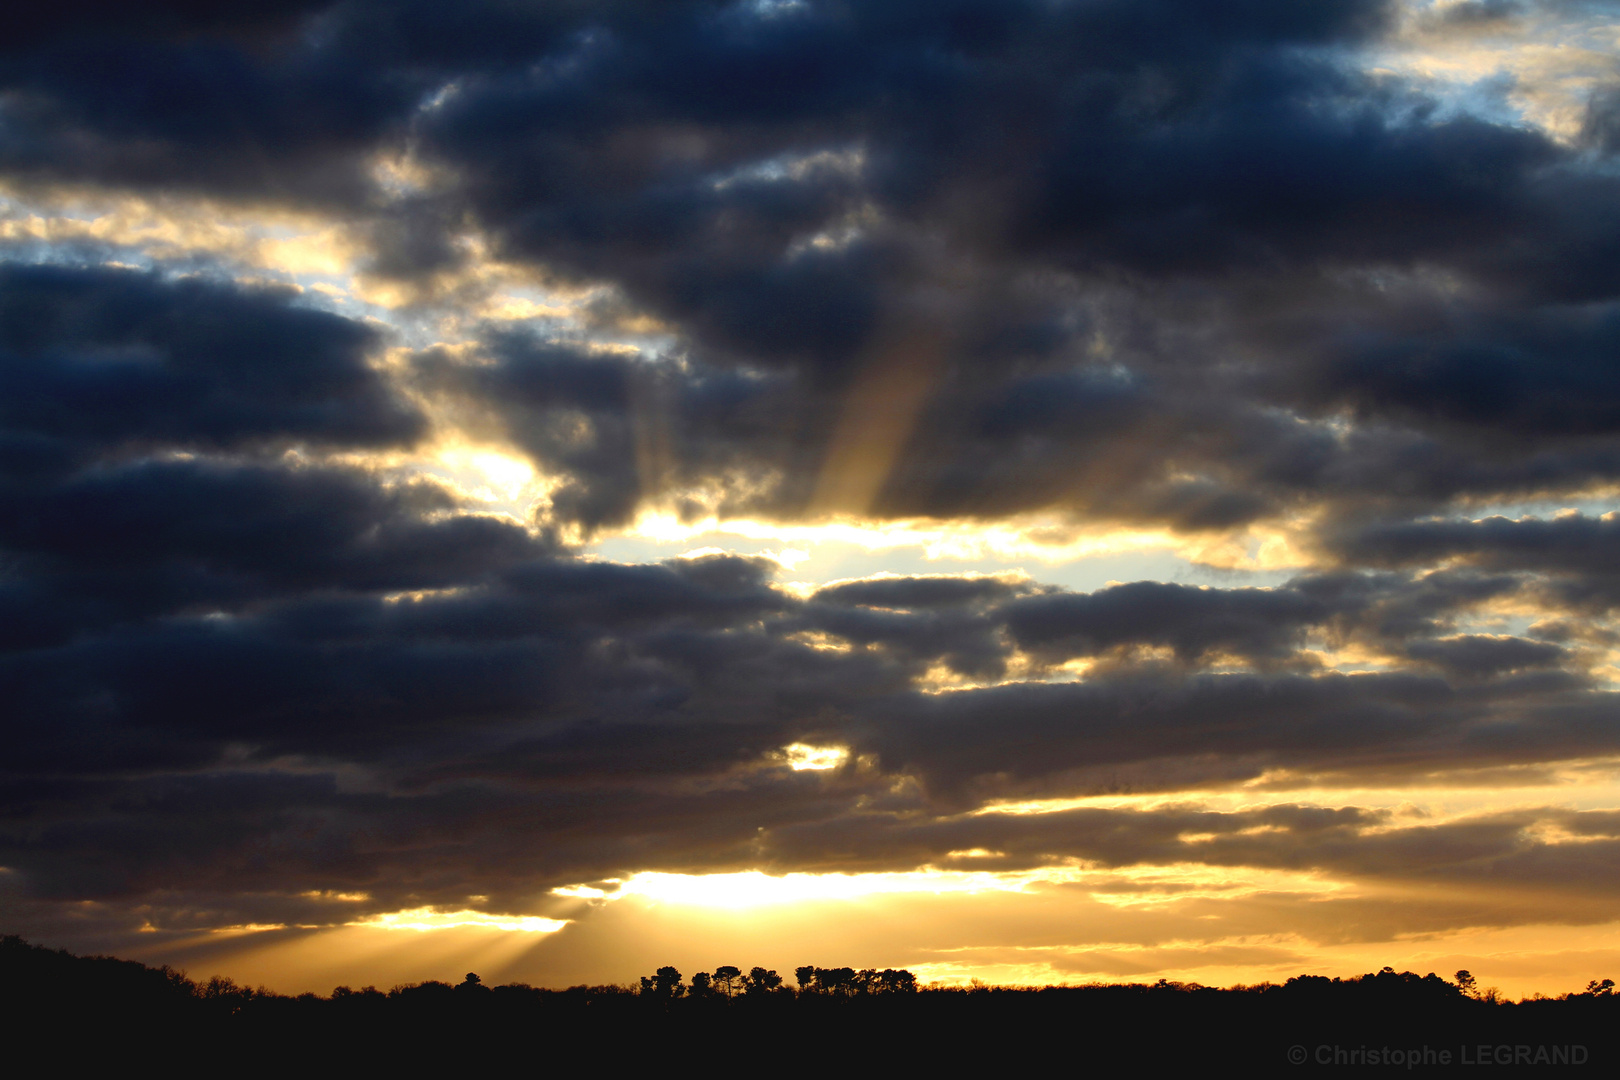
[3,935,1614,1071]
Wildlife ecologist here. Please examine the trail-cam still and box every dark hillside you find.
[3,936,1612,1069]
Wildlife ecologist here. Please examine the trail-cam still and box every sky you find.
[3,0,1620,999]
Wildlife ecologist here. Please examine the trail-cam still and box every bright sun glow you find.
[430,447,543,504]
[621,510,1309,570]
[554,862,1350,911]
[778,743,848,771]
[350,908,569,933]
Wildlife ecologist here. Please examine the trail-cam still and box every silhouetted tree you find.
[16,931,1618,1068]
[712,965,743,998]
[455,972,491,997]
[639,966,684,999]
[878,969,917,993]
[1456,970,1477,997]
[745,967,783,995]
[812,967,856,996]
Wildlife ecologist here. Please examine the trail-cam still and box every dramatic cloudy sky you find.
[4,0,1620,996]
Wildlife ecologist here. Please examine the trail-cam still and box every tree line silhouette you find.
[3,935,1614,1067]
[638,964,916,998]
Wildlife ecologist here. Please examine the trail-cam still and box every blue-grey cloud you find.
[6,0,1620,954]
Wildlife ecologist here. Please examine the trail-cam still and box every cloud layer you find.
[2,0,1618,985]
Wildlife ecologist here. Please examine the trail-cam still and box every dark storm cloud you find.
[426,292,1620,536]
[1265,301,1620,440]
[414,331,832,529]
[1423,0,1525,29]
[0,461,549,648]
[848,663,1605,803]
[792,600,1009,679]
[764,799,1620,901]
[390,0,1597,346]
[1002,581,1328,665]
[9,1,1618,530]
[802,568,1539,678]
[415,336,654,530]
[400,0,1616,528]
[3,0,335,50]
[813,573,1027,609]
[1583,83,1620,155]
[27,774,1620,934]
[0,1,477,205]
[6,0,1620,949]
[794,572,1032,678]
[1340,512,1620,575]
[9,552,1614,917]
[1404,634,1568,678]
[0,0,1599,317]
[1288,568,1524,645]
[0,261,453,654]
[419,325,1324,532]
[0,549,798,769]
[1334,513,1620,610]
[0,263,421,471]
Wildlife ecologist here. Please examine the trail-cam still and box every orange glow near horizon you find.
[106,762,1620,999]
[122,882,1620,1003]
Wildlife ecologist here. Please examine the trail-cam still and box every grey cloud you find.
[849,665,1606,802]
[1583,83,1620,154]
[9,559,1614,916]
[1333,513,1620,611]
[7,0,1620,957]
[1405,634,1568,677]
[0,263,422,471]
[1002,581,1327,665]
